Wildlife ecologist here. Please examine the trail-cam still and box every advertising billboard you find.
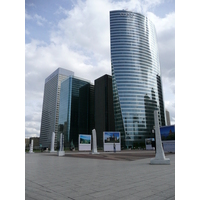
[104,132,120,143]
[103,132,121,151]
[80,134,91,144]
[145,138,155,150]
[79,134,91,151]
[160,125,175,141]
[160,125,175,153]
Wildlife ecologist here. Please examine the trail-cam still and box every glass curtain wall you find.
[110,10,166,148]
[58,77,90,149]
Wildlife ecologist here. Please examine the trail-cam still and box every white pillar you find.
[50,132,57,153]
[29,139,34,153]
[59,133,63,151]
[91,129,99,154]
[150,110,170,165]
[58,133,65,156]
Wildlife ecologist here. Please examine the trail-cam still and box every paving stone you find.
[25,151,175,200]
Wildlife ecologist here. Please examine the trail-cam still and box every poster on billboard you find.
[103,132,121,151]
[145,138,155,150]
[104,132,120,143]
[79,134,91,151]
[160,125,175,153]
[160,125,175,141]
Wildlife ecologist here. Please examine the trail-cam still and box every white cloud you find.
[25,127,40,138]
[54,6,69,15]
[25,10,32,20]
[25,10,48,26]
[34,14,47,26]
[147,12,175,33]
[141,0,163,13]
[25,29,30,35]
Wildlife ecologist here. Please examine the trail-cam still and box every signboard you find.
[78,134,91,151]
[103,132,121,152]
[160,125,175,141]
[162,140,175,153]
[145,138,155,150]
[145,125,175,152]
[104,132,120,143]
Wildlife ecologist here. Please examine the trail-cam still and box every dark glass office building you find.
[57,76,90,148]
[94,75,115,148]
[110,10,166,148]
[78,83,95,135]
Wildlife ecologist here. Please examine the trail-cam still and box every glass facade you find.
[110,10,166,148]
[40,68,74,149]
[58,76,90,148]
[94,75,115,148]
[78,83,95,135]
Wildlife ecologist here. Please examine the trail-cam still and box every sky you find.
[25,0,175,138]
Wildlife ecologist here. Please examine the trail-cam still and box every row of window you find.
[110,31,156,42]
[112,65,160,73]
[110,23,155,35]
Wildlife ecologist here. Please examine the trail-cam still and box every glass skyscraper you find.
[58,76,90,148]
[79,83,95,136]
[110,10,166,148]
[94,75,115,148]
[40,68,74,149]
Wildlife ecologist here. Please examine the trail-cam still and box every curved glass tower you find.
[110,10,166,148]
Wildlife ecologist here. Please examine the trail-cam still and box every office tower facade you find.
[78,83,95,135]
[40,68,74,149]
[166,109,171,126]
[110,10,166,148]
[58,76,90,148]
[94,75,115,148]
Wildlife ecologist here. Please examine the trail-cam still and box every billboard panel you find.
[80,134,91,144]
[103,132,121,151]
[160,125,175,141]
[162,141,175,153]
[104,132,120,143]
[145,138,155,150]
[79,134,91,151]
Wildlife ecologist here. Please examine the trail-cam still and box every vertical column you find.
[150,110,170,165]
[50,132,57,153]
[58,133,65,156]
[29,139,34,153]
[91,129,99,154]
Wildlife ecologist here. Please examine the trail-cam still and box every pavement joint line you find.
[26,152,174,200]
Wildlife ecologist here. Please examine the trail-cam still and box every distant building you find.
[30,137,40,150]
[25,138,29,150]
[166,109,171,126]
[94,74,115,148]
[57,76,90,148]
[40,68,74,149]
[25,137,40,150]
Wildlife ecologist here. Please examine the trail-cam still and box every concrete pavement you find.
[25,151,175,200]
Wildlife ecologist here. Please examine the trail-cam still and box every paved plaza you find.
[25,151,175,200]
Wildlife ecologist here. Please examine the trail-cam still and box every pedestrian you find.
[114,143,116,153]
